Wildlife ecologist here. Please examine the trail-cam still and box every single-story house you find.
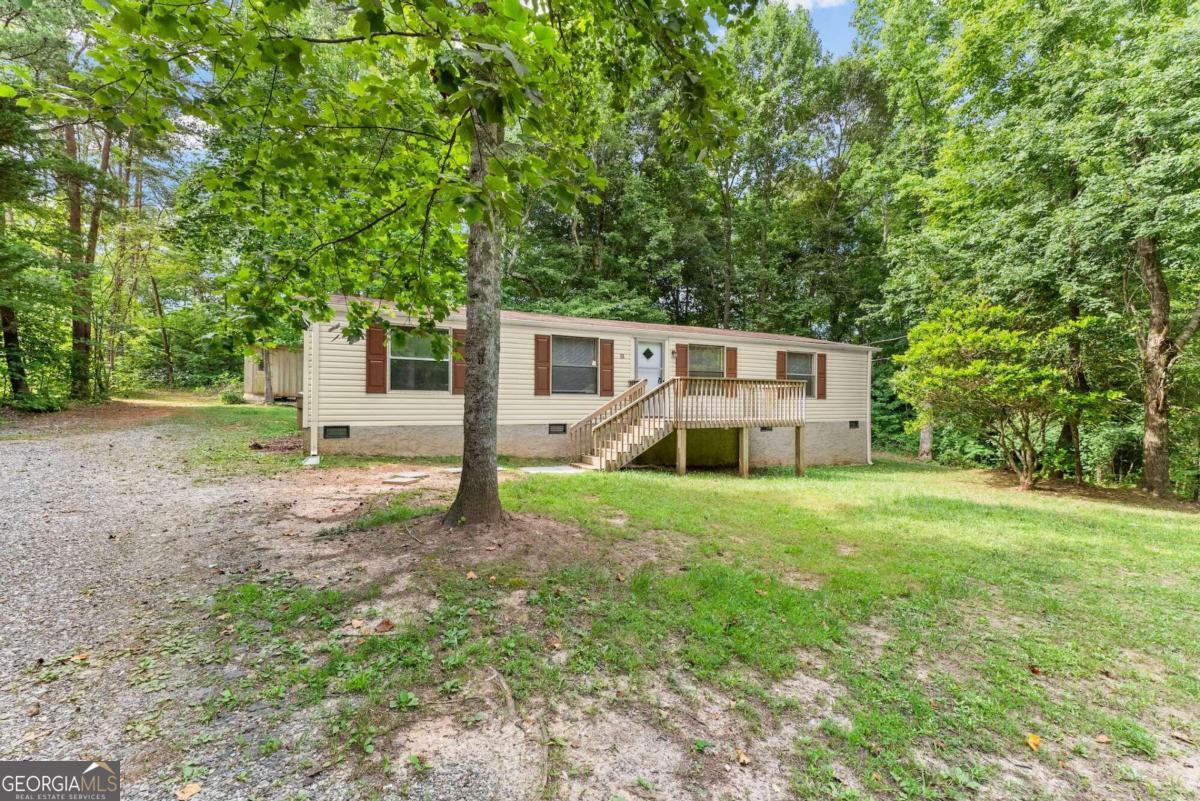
[301,296,877,471]
[243,346,304,400]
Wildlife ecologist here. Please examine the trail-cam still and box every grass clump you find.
[171,403,299,476]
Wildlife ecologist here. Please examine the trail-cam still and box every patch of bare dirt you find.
[389,714,544,799]
[248,434,304,453]
[980,470,1200,513]
[781,570,827,590]
[850,622,893,660]
[0,396,183,439]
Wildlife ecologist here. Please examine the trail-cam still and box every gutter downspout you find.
[866,354,874,465]
[307,321,321,461]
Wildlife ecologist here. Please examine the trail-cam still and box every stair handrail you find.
[591,377,679,462]
[589,377,808,470]
[568,378,648,459]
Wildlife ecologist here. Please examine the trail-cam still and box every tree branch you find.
[1172,294,1200,356]
[307,201,410,257]
[285,31,427,44]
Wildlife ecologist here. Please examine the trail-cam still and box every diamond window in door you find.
[642,347,654,361]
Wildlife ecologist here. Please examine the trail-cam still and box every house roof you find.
[326,295,879,353]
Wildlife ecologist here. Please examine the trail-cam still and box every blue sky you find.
[790,0,858,58]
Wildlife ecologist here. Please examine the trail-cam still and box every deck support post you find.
[739,427,751,477]
[794,425,806,477]
[676,428,687,476]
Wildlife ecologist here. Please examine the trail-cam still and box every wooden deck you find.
[570,377,807,474]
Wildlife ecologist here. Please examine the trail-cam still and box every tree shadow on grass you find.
[979,469,1200,514]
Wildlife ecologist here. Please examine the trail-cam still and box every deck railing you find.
[673,377,807,429]
[587,377,806,469]
[567,378,647,459]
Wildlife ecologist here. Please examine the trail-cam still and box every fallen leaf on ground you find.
[215,613,230,621]
[350,619,364,629]
[466,571,478,580]
[1026,734,1041,752]
[374,619,395,634]
[616,573,625,582]
[1028,664,1042,675]
[548,634,562,650]
[21,728,52,742]
[754,588,767,596]
[71,651,91,663]
[1170,731,1194,744]
[736,748,750,765]
[176,782,202,800]
[1094,734,1110,744]
[26,702,40,717]
[488,575,497,583]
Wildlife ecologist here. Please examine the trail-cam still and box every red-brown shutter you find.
[599,339,614,396]
[675,344,688,377]
[776,351,787,380]
[816,352,827,399]
[365,325,387,393]
[534,334,551,395]
[451,328,467,395]
[725,347,737,378]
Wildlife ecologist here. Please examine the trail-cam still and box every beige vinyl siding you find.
[662,335,870,423]
[243,347,304,396]
[311,316,636,426]
[308,304,870,428]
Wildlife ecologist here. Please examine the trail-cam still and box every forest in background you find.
[1,0,1198,498]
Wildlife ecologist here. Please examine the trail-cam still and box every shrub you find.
[3,392,68,413]
[894,303,1111,489]
[219,380,246,405]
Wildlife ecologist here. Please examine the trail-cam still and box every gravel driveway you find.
[0,414,368,799]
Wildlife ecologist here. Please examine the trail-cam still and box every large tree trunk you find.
[1137,236,1173,496]
[444,112,505,526]
[109,139,134,373]
[86,129,114,397]
[149,274,175,387]
[918,424,933,461]
[1,304,28,397]
[1064,300,1087,486]
[261,347,274,404]
[0,207,27,397]
[63,124,89,400]
[719,172,734,329]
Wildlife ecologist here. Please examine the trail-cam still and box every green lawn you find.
[496,465,1200,796]
[182,400,1198,798]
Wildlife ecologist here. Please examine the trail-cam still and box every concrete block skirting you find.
[749,422,869,466]
[314,424,574,459]
[310,420,870,467]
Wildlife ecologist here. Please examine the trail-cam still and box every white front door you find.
[636,341,664,388]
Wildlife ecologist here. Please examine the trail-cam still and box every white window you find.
[786,352,817,398]
[687,344,725,378]
[552,336,598,394]
[389,329,450,391]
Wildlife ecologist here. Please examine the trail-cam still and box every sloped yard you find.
[1,396,1197,800]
